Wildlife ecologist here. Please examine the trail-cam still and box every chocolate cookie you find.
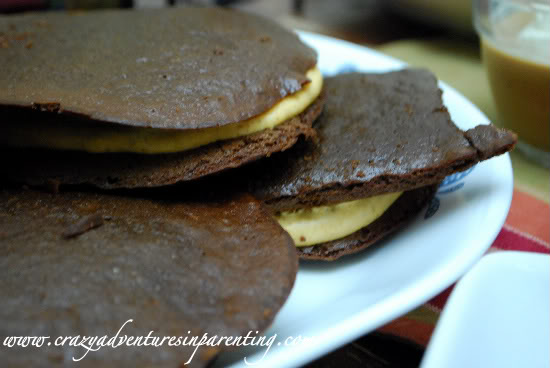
[243,70,516,260]
[249,70,516,211]
[0,7,316,129]
[0,188,297,367]
[0,7,323,186]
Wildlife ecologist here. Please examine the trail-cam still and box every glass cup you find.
[473,0,550,168]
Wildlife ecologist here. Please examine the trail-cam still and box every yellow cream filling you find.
[275,192,403,247]
[3,67,322,154]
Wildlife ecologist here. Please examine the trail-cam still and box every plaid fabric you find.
[378,188,550,347]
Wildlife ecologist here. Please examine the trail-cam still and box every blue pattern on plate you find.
[336,64,359,74]
[437,182,465,195]
[437,166,475,196]
[439,166,475,190]
[425,166,476,219]
[424,196,440,219]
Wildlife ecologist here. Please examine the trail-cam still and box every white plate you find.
[215,32,514,368]
[421,252,550,368]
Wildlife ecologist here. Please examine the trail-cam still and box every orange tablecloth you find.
[379,188,550,347]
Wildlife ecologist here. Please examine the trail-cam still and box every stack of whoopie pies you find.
[0,7,516,367]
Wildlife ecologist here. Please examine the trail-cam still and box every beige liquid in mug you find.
[481,10,550,154]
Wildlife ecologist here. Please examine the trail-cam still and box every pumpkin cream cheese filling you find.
[4,67,323,154]
[275,192,403,247]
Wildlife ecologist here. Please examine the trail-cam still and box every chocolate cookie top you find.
[0,7,316,129]
[0,188,297,367]
[248,70,516,211]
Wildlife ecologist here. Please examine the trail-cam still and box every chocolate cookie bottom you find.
[297,184,439,261]
[3,94,324,189]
